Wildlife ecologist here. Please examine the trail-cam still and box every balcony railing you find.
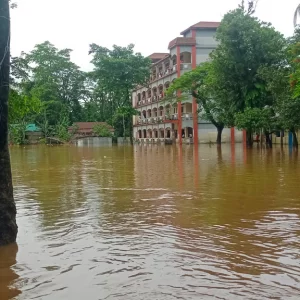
[182,113,193,120]
[150,66,177,83]
[180,63,192,71]
[136,113,192,126]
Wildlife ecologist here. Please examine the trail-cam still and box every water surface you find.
[1,144,300,299]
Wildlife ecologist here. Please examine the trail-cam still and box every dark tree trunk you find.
[0,0,18,246]
[129,117,133,145]
[265,131,272,148]
[291,129,298,148]
[280,130,284,147]
[246,129,253,148]
[216,126,224,146]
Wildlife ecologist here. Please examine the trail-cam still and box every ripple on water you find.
[2,145,300,299]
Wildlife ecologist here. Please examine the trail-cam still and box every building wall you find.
[196,48,214,64]
[133,24,221,144]
[184,31,192,37]
[195,29,218,48]
[197,125,243,144]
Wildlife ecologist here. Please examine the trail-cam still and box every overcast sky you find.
[10,0,299,70]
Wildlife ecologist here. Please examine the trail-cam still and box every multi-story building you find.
[132,21,232,144]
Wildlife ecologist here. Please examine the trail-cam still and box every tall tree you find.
[89,44,151,141]
[211,8,286,146]
[0,0,18,245]
[166,62,234,145]
[11,42,87,125]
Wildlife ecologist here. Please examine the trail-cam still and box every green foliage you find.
[167,62,234,129]
[54,115,71,141]
[235,107,268,131]
[8,122,28,145]
[92,124,112,137]
[69,124,79,135]
[10,41,86,125]
[89,44,151,136]
[211,8,286,113]
[112,106,138,138]
[9,89,41,124]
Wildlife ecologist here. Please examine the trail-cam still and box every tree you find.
[93,124,112,137]
[211,8,286,146]
[112,106,138,140]
[11,41,87,125]
[166,62,234,145]
[89,44,151,141]
[0,0,18,245]
[9,89,41,123]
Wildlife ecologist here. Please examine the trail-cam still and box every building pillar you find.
[243,130,247,147]
[177,46,182,145]
[191,29,199,145]
[231,127,235,145]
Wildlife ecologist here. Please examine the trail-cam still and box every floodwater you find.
[1,144,300,300]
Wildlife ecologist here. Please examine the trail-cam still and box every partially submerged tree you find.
[112,106,138,140]
[89,44,151,141]
[166,62,234,145]
[211,8,286,146]
[93,123,112,137]
[0,0,18,245]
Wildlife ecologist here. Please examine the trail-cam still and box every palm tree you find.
[294,4,300,27]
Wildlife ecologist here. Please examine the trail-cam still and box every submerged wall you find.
[76,137,112,147]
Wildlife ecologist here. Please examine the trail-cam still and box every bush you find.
[93,124,112,137]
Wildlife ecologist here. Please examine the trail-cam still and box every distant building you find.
[132,21,238,144]
[69,122,114,136]
[25,124,42,144]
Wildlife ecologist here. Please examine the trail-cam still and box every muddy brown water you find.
[1,144,300,300]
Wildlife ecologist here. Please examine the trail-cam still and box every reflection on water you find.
[0,244,20,299]
[1,144,300,299]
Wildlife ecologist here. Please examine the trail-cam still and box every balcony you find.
[180,63,192,71]
[182,113,193,120]
[150,66,177,83]
[164,114,179,121]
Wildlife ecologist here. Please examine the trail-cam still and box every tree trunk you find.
[280,130,284,147]
[0,0,18,246]
[246,129,253,147]
[129,116,133,145]
[216,126,224,146]
[291,129,298,148]
[122,114,126,140]
[265,131,272,148]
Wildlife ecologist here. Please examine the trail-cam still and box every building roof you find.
[180,21,220,35]
[168,37,196,49]
[148,53,169,63]
[25,124,41,132]
[70,122,114,133]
